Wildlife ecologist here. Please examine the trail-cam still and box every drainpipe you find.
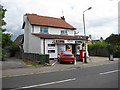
[43,39,45,54]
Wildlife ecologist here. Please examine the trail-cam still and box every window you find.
[61,30,64,35]
[48,44,55,47]
[40,27,42,33]
[48,50,55,53]
[40,27,48,33]
[61,29,67,35]
[44,27,48,33]
[62,52,72,55]
[65,30,67,35]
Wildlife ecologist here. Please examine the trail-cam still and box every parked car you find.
[58,51,75,64]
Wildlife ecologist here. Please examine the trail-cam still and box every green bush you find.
[88,41,120,58]
[9,42,20,57]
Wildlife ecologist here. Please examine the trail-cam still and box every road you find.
[2,62,119,89]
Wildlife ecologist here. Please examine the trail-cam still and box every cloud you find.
[0,0,118,40]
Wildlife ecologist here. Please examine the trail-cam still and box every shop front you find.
[54,39,84,59]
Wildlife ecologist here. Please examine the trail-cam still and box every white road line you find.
[52,61,58,66]
[100,70,120,75]
[15,78,76,89]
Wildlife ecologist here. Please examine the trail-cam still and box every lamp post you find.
[83,7,92,63]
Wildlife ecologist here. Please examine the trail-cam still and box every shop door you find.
[57,45,65,55]
[72,45,76,55]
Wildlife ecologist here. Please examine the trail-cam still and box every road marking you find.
[100,70,120,75]
[51,61,58,66]
[14,78,76,89]
[1,68,76,78]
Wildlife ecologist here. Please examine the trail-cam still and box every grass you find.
[22,60,51,67]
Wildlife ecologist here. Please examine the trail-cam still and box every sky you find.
[0,0,119,40]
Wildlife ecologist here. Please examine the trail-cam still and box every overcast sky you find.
[0,0,119,40]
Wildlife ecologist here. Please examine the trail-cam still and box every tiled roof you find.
[33,33,86,40]
[26,14,76,30]
[14,34,24,45]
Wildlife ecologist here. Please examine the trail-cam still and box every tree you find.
[105,34,120,45]
[0,5,13,60]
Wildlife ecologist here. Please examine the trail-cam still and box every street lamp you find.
[83,7,92,63]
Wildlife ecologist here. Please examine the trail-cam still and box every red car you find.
[58,51,75,64]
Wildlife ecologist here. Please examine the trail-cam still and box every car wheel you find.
[60,60,62,64]
[57,58,59,62]
[72,61,75,64]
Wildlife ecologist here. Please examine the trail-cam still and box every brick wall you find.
[22,53,49,64]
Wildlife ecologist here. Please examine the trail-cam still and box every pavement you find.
[1,56,120,78]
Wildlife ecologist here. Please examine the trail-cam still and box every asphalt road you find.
[2,62,119,89]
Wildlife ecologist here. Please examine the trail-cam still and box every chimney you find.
[61,16,65,20]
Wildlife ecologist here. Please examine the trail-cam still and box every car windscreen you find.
[62,52,72,55]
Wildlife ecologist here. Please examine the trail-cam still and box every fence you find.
[22,53,49,64]
[88,47,109,57]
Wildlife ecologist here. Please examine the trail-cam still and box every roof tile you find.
[26,14,76,30]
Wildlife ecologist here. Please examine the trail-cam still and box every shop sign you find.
[75,41,82,44]
[54,40,64,44]
[48,47,55,50]
[64,40,75,44]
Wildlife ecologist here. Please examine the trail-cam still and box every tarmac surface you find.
[1,56,119,78]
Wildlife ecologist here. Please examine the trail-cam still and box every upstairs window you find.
[65,30,67,35]
[61,29,67,35]
[40,27,48,33]
[61,30,64,35]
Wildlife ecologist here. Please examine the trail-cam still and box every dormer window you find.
[40,27,48,33]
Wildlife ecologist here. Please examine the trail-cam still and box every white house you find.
[22,13,87,59]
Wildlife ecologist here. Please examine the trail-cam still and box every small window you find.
[48,44,55,47]
[40,27,42,33]
[61,30,64,35]
[40,27,48,33]
[48,50,55,53]
[65,30,67,35]
[44,27,48,33]
[61,30,68,35]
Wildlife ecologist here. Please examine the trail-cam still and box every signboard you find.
[48,47,55,50]
[75,41,82,44]
[54,40,64,44]
[64,40,75,44]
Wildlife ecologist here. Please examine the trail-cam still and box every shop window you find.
[48,50,55,53]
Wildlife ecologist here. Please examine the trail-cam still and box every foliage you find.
[105,34,120,45]
[2,33,13,48]
[89,41,108,50]
[9,42,20,57]
[88,34,120,58]
[0,5,13,60]
[0,4,7,32]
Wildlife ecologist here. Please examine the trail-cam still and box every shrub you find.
[88,41,120,58]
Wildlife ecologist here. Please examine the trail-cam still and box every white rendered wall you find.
[23,15,30,53]
[23,16,41,54]
[32,26,75,36]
